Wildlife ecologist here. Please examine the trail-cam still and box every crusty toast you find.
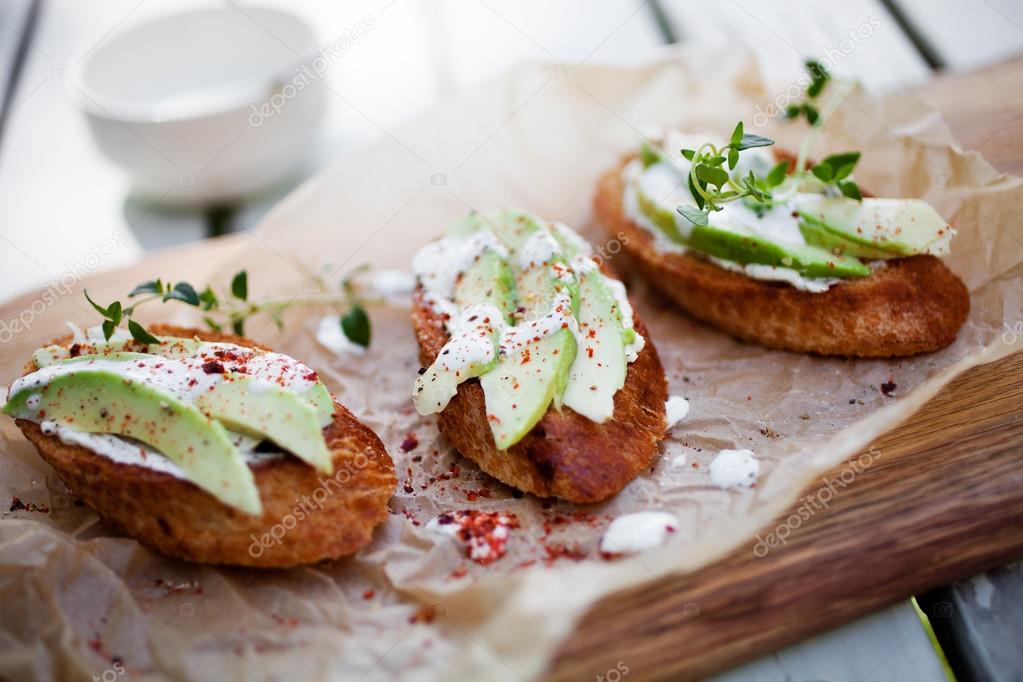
[412,286,667,503]
[13,325,396,568]
[595,157,970,357]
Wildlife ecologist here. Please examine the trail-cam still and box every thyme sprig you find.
[676,122,788,226]
[674,60,863,226]
[785,59,831,125]
[85,269,371,347]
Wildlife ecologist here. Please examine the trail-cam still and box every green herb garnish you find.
[86,268,373,347]
[674,60,862,226]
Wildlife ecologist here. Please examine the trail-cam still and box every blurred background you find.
[2,0,1021,301]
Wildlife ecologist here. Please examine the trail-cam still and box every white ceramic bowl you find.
[71,6,327,204]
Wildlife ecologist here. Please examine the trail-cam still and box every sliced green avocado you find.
[634,182,869,278]
[797,197,952,256]
[445,211,488,239]
[415,249,516,414]
[687,223,871,278]
[798,219,894,259]
[562,271,627,423]
[480,248,579,450]
[39,340,336,422]
[636,188,687,243]
[195,374,333,474]
[4,369,261,515]
[486,209,549,256]
[453,249,517,317]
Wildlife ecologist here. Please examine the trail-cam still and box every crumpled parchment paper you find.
[2,47,1021,681]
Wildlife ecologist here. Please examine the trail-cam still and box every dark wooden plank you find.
[549,350,1023,681]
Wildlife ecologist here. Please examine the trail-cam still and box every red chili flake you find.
[400,433,419,452]
[520,349,531,365]
[880,380,897,397]
[542,542,587,565]
[409,605,439,624]
[201,361,225,374]
[69,343,82,358]
[437,510,519,565]
[586,347,594,358]
[465,488,492,502]
[362,590,375,600]
[9,497,25,512]
[449,566,468,579]
[303,371,319,382]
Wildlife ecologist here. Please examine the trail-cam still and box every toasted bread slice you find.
[595,157,970,357]
[13,325,396,568]
[412,283,667,504]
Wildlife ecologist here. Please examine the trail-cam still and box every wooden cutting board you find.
[1,57,1020,682]
[546,56,1023,681]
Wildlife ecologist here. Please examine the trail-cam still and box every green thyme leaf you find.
[199,286,218,311]
[203,316,223,332]
[106,301,123,325]
[231,270,248,301]
[341,305,371,347]
[129,280,163,297]
[822,151,860,170]
[101,319,116,341]
[811,163,834,182]
[696,164,729,187]
[681,148,696,161]
[688,174,705,210]
[839,181,862,200]
[231,318,245,336]
[766,159,789,187]
[730,121,744,146]
[128,320,160,345]
[164,282,200,306]
[84,289,111,318]
[727,147,739,170]
[677,205,709,226]
[733,133,775,151]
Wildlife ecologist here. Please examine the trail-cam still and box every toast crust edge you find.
[594,158,970,357]
[13,324,396,568]
[412,273,668,504]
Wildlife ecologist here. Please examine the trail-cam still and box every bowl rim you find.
[68,5,320,124]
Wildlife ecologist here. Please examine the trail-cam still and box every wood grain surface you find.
[546,57,1023,681]
[0,55,1020,682]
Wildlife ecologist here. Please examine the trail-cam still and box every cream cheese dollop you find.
[664,395,690,430]
[708,448,760,489]
[600,511,679,555]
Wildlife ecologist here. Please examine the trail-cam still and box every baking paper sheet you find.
[2,47,1021,681]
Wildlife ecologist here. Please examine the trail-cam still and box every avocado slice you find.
[414,249,516,414]
[4,367,261,515]
[37,339,336,422]
[796,197,953,256]
[195,374,333,474]
[687,223,871,278]
[633,182,870,278]
[562,271,627,423]
[480,244,579,450]
[636,186,687,243]
[798,219,894,259]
